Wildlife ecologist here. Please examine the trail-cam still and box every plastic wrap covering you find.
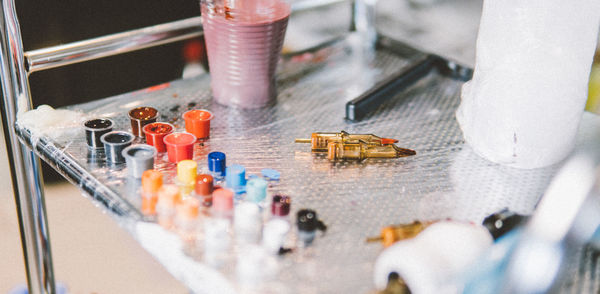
[15,35,600,293]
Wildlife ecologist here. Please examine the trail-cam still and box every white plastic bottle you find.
[203,188,234,267]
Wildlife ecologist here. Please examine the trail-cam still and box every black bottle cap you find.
[482,208,528,240]
[296,209,327,232]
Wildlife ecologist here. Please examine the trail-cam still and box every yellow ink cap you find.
[177,159,197,186]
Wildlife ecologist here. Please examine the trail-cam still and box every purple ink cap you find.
[271,194,291,217]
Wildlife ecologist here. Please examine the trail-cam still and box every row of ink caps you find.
[140,151,326,273]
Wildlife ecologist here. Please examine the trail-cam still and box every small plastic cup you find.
[183,109,213,139]
[128,106,159,137]
[163,132,197,163]
[201,0,290,108]
[84,118,114,149]
[122,144,157,178]
[143,122,174,152]
[100,131,135,163]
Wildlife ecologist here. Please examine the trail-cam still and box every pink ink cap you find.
[212,188,234,213]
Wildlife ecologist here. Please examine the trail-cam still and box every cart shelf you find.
[15,35,600,293]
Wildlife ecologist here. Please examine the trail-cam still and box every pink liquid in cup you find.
[163,132,197,163]
[201,0,290,108]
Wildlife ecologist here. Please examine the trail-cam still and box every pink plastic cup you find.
[183,109,213,139]
[143,122,175,153]
[201,0,290,108]
[163,132,197,163]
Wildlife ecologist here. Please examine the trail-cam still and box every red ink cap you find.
[163,132,196,163]
[143,122,174,153]
[195,174,214,196]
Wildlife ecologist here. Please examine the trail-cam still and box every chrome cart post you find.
[352,0,377,47]
[0,0,55,293]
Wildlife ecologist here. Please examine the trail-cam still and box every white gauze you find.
[457,0,600,169]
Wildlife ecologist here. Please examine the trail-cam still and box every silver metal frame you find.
[25,17,203,73]
[0,0,366,292]
[0,0,54,292]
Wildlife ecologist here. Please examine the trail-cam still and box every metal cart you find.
[2,0,599,293]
